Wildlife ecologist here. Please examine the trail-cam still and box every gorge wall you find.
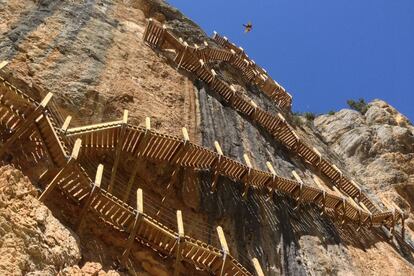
[0,0,413,275]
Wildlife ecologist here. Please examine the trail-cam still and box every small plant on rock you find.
[347,98,368,114]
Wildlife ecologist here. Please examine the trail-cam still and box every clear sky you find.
[167,0,414,121]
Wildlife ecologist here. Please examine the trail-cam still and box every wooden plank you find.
[39,138,81,201]
[0,61,8,70]
[177,210,184,237]
[121,188,143,266]
[61,116,72,133]
[242,154,252,198]
[217,226,229,276]
[211,141,223,192]
[108,110,128,193]
[174,210,184,276]
[217,226,229,254]
[252,258,265,276]
[77,164,103,231]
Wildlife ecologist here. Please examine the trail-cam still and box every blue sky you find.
[167,0,414,121]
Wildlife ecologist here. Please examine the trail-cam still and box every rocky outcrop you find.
[59,262,119,276]
[315,100,414,229]
[0,165,81,275]
[1,1,414,275]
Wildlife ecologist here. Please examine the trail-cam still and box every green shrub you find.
[328,110,335,115]
[347,98,368,114]
[303,112,316,121]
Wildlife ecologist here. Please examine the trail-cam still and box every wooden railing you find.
[143,19,292,110]
[0,63,257,276]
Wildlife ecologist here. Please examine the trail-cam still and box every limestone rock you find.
[0,166,81,276]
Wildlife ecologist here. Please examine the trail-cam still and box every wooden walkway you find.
[0,65,254,276]
[143,19,407,235]
[143,19,292,110]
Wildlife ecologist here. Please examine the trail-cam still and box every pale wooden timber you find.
[292,171,304,208]
[211,141,223,191]
[61,116,72,133]
[217,226,229,276]
[123,116,151,202]
[121,188,143,265]
[174,210,184,276]
[242,154,253,197]
[252,257,265,276]
[0,61,8,70]
[108,110,128,193]
[77,164,103,231]
[39,138,81,201]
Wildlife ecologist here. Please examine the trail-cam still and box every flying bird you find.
[243,21,253,33]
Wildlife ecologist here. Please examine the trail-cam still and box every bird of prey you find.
[243,21,253,33]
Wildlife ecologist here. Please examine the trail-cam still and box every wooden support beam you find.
[0,92,53,157]
[359,203,373,228]
[145,116,151,130]
[312,147,322,166]
[217,226,229,276]
[39,138,81,201]
[252,257,265,276]
[266,161,276,175]
[242,153,252,198]
[0,61,8,70]
[347,196,363,230]
[292,171,304,209]
[121,188,143,266]
[351,180,362,202]
[211,141,223,192]
[174,210,185,276]
[108,110,128,194]
[124,117,151,202]
[264,161,278,199]
[77,164,103,232]
[61,116,72,133]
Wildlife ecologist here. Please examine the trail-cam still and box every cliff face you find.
[0,0,413,275]
[314,100,414,235]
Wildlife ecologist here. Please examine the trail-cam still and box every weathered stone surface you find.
[0,166,81,276]
[315,99,414,225]
[1,1,414,275]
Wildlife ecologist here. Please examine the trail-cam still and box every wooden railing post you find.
[108,110,128,194]
[121,188,143,266]
[333,186,347,225]
[124,117,150,202]
[0,60,9,70]
[252,257,265,276]
[211,141,223,192]
[39,138,81,201]
[157,127,189,215]
[61,116,72,133]
[77,164,103,232]
[265,161,278,200]
[174,210,185,276]
[242,153,252,198]
[217,226,229,276]
[313,175,327,215]
[292,170,304,210]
